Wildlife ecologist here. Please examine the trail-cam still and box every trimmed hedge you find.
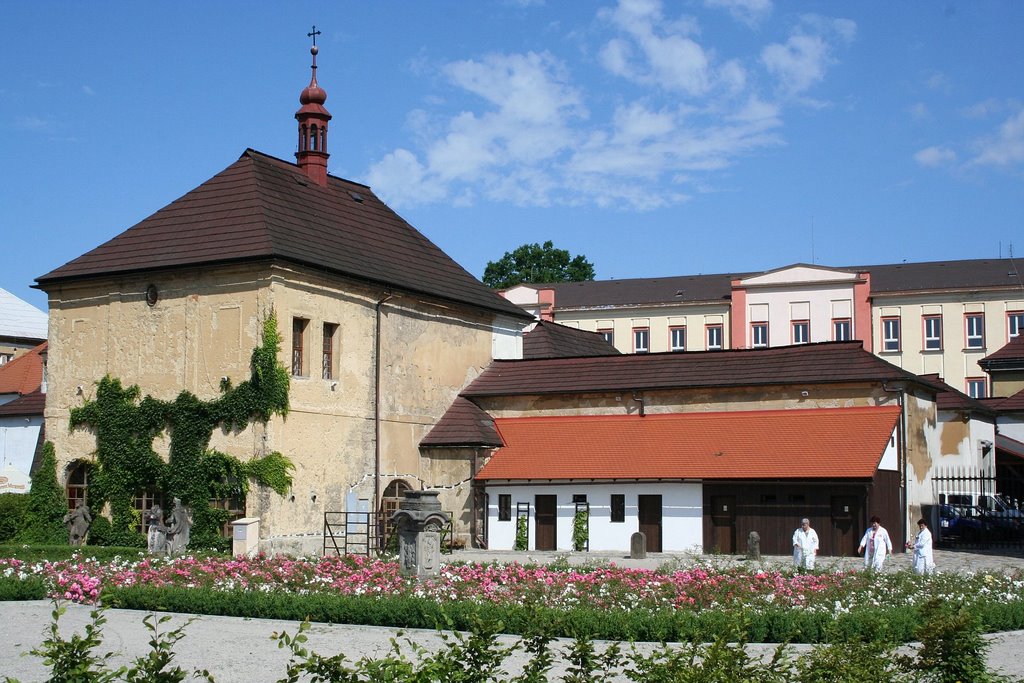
[0,575,47,601]
[0,544,150,563]
[99,584,1024,644]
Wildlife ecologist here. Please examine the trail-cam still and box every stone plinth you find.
[391,490,450,578]
[630,531,647,559]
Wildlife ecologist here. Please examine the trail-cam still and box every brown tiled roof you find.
[548,273,737,308]
[918,374,995,416]
[865,258,1024,294]
[35,150,529,320]
[995,388,1024,412]
[462,341,925,397]
[476,407,900,481]
[980,335,1024,368]
[539,258,1024,309]
[420,397,502,448]
[0,390,45,417]
[523,321,620,360]
[0,342,45,396]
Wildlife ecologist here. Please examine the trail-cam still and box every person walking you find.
[792,518,819,570]
[911,518,935,575]
[857,516,893,570]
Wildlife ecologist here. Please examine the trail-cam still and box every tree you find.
[483,241,595,289]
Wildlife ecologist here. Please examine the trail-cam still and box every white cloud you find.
[914,146,957,167]
[761,16,855,98]
[82,85,96,96]
[14,116,52,131]
[908,102,930,121]
[598,0,713,96]
[704,0,772,27]
[969,107,1024,167]
[365,2,847,211]
[961,98,1004,120]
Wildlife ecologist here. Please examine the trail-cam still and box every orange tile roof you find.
[476,406,900,481]
[0,342,46,396]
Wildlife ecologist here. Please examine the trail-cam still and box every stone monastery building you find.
[32,42,1017,556]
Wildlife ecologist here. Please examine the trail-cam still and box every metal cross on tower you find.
[308,25,321,47]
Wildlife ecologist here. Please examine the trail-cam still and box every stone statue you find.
[166,497,192,556]
[746,530,761,561]
[145,504,167,554]
[63,501,92,547]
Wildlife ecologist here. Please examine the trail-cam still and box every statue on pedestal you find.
[63,501,92,547]
[166,497,192,556]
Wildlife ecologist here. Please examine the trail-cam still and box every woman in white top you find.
[857,515,893,570]
[792,518,819,570]
[912,518,935,575]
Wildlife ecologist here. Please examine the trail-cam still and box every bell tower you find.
[295,26,332,186]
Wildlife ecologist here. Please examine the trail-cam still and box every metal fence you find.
[323,511,377,557]
[931,468,1024,549]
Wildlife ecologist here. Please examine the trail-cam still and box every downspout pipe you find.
[883,380,908,548]
[374,291,393,548]
[632,390,645,417]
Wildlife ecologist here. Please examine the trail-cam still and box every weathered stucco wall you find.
[475,382,899,419]
[43,262,505,554]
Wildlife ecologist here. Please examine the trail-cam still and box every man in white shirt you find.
[792,518,819,570]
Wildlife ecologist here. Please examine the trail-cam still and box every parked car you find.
[937,504,983,541]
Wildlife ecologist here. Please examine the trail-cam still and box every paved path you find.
[3,548,1023,682]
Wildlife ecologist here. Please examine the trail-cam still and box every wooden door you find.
[710,495,736,553]
[534,495,557,550]
[638,494,663,552]
[830,495,860,556]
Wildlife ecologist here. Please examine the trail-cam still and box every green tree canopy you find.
[482,240,596,289]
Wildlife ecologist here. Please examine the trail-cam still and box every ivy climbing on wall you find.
[69,313,294,549]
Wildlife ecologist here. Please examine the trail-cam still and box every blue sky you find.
[2,1,1022,312]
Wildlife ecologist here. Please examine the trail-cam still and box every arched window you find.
[320,127,327,152]
[310,124,319,151]
[380,480,413,548]
[299,125,307,152]
[65,460,92,510]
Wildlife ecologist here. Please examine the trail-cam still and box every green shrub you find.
[0,544,147,563]
[0,493,29,542]
[514,515,528,551]
[18,443,67,545]
[0,574,47,600]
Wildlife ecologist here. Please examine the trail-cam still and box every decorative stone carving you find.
[391,490,450,578]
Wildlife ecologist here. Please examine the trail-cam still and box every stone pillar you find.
[391,490,450,578]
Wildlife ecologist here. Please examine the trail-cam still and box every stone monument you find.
[391,490,450,578]
[146,504,167,554]
[746,530,761,561]
[64,501,92,547]
[166,497,193,556]
[630,531,647,559]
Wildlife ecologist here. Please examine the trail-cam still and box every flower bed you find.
[3,552,1023,618]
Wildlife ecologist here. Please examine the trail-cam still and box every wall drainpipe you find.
[883,381,908,548]
[374,291,393,548]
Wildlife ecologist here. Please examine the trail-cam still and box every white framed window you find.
[967,377,988,399]
[1010,311,1024,340]
[832,318,851,341]
[706,324,723,350]
[882,317,901,352]
[633,327,649,354]
[751,322,768,348]
[923,315,942,350]
[0,353,11,365]
[792,320,809,345]
[669,326,686,352]
[598,328,614,346]
[965,313,985,349]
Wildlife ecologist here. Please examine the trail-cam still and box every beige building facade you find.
[504,260,1024,399]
